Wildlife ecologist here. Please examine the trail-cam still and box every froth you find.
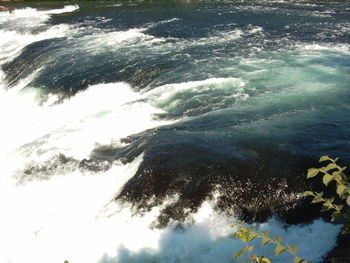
[0,155,144,263]
[0,5,78,29]
[0,25,70,63]
[145,78,249,116]
[0,82,172,177]
[0,179,339,263]
[99,200,340,263]
[296,43,350,54]
[79,28,165,54]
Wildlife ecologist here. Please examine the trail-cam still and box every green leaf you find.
[274,236,282,243]
[336,184,347,197]
[262,237,272,246]
[323,198,335,209]
[248,233,259,242]
[347,196,350,207]
[254,257,272,263]
[332,171,343,181]
[303,191,315,197]
[293,256,302,263]
[287,245,298,254]
[311,196,323,203]
[326,163,338,171]
[307,168,319,178]
[319,156,331,162]
[323,174,334,186]
[261,258,272,263]
[241,231,250,243]
[275,244,287,256]
[331,211,341,222]
[319,167,327,173]
[234,247,246,258]
[247,246,254,252]
[335,204,343,211]
[261,230,269,237]
[321,203,333,212]
[230,223,237,228]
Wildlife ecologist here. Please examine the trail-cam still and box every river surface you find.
[0,1,349,262]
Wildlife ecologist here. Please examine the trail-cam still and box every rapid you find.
[0,1,349,262]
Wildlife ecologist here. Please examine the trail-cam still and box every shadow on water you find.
[98,225,235,263]
[95,216,341,263]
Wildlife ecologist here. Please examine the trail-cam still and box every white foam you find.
[0,82,173,183]
[86,28,150,46]
[192,26,264,47]
[146,18,181,29]
[145,78,249,114]
[0,5,78,28]
[0,24,70,63]
[296,43,350,54]
[98,200,340,263]
[0,4,75,65]
[0,175,340,263]
[146,78,245,96]
[77,23,263,55]
[78,28,166,54]
[0,155,145,263]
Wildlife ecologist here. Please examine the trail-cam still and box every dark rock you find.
[102,127,325,228]
[18,153,114,184]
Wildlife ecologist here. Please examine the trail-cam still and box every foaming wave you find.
[0,5,78,28]
[4,5,78,17]
[83,28,150,46]
[0,5,77,64]
[75,22,262,54]
[0,67,45,159]
[146,18,181,29]
[79,28,165,53]
[192,26,264,47]
[145,78,249,116]
[0,82,173,183]
[0,24,70,63]
[0,155,144,263]
[99,200,340,263]
[215,26,264,41]
[296,43,350,54]
[0,175,340,263]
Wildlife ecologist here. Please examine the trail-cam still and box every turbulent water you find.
[0,1,349,262]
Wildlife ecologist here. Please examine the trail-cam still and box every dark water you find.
[0,1,349,262]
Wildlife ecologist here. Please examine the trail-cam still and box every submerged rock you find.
[89,126,330,228]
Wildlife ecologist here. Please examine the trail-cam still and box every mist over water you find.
[0,1,349,262]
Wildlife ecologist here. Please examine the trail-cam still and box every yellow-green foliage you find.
[231,155,350,263]
[304,156,350,234]
[231,222,310,263]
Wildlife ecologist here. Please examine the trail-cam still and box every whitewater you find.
[0,1,349,263]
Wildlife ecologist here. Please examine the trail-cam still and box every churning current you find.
[0,1,349,262]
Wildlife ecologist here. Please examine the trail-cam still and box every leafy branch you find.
[304,156,350,234]
[231,222,310,263]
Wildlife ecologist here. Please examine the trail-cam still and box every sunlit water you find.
[0,1,349,262]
